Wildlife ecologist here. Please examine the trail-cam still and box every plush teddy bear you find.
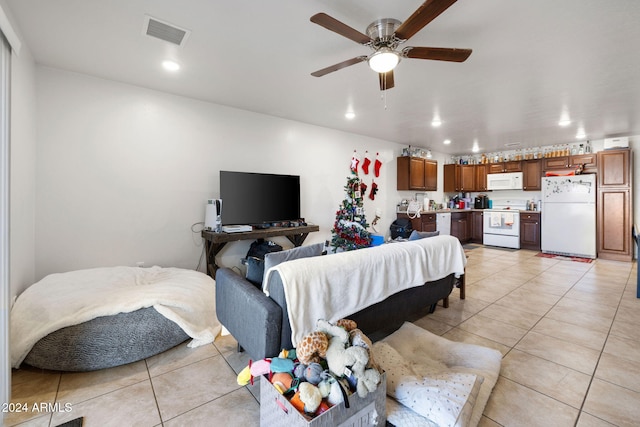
[316,319,381,398]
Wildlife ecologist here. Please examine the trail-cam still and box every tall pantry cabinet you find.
[597,148,633,261]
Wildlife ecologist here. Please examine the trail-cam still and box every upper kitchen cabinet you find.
[522,159,542,191]
[475,164,488,191]
[397,157,437,191]
[542,156,569,170]
[598,149,630,188]
[424,159,437,191]
[488,161,522,173]
[444,164,475,192]
[570,153,597,173]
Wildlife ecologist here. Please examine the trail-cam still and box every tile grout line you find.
[144,359,165,427]
[573,267,635,426]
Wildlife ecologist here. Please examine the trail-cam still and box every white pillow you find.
[373,341,483,427]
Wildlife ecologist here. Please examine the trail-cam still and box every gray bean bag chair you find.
[23,307,189,371]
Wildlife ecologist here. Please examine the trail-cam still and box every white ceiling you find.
[6,0,640,155]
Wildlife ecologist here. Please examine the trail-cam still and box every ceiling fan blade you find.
[395,0,458,41]
[403,46,472,62]
[379,70,395,91]
[310,13,371,45]
[311,56,367,77]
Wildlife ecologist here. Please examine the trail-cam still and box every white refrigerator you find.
[541,174,596,258]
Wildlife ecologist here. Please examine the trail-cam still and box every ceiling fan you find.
[310,0,472,91]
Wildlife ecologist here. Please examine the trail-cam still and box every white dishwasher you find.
[436,212,451,235]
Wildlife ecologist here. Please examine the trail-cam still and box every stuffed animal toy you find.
[293,363,306,379]
[298,382,322,414]
[317,372,345,406]
[297,331,329,364]
[316,319,381,398]
[349,328,379,371]
[304,362,324,385]
[270,372,294,395]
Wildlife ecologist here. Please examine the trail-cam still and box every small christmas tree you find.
[331,176,372,252]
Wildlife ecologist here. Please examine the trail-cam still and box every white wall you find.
[35,67,404,280]
[9,43,36,298]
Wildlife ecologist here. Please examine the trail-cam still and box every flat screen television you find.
[220,170,301,226]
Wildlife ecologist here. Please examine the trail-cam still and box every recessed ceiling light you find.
[431,119,442,127]
[345,111,356,120]
[162,60,180,72]
[443,139,451,145]
[576,129,586,139]
[472,140,479,152]
[558,119,571,127]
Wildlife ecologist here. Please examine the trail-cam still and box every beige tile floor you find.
[4,246,639,427]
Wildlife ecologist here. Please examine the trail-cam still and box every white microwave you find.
[486,172,523,191]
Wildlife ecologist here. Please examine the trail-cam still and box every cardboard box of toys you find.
[241,319,386,426]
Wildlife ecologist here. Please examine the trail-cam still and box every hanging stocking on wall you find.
[360,181,368,196]
[350,150,360,175]
[374,153,382,177]
[361,151,371,175]
[369,180,378,200]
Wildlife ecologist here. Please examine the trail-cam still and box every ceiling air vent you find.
[143,15,190,47]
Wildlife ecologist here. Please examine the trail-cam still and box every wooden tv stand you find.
[201,225,320,278]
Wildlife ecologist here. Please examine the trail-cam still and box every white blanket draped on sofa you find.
[264,235,466,347]
[11,266,221,368]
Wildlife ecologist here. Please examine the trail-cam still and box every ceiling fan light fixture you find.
[368,48,400,73]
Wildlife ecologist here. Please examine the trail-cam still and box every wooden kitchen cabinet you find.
[424,159,438,191]
[487,161,522,174]
[488,163,505,174]
[504,161,522,172]
[543,156,569,170]
[598,149,631,188]
[397,157,437,191]
[597,148,633,261]
[475,164,488,191]
[520,212,541,250]
[444,164,476,192]
[471,211,484,243]
[397,212,436,233]
[451,212,470,243]
[570,153,597,173]
[522,159,542,191]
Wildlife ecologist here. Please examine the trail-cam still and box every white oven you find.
[482,199,526,249]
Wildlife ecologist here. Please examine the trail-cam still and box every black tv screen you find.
[220,171,301,226]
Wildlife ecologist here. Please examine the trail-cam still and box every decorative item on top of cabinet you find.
[397,157,437,191]
[597,148,633,261]
[522,159,542,191]
[520,212,541,250]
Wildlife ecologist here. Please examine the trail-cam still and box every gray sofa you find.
[216,237,466,361]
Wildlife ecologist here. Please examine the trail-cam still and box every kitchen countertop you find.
[398,208,541,214]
